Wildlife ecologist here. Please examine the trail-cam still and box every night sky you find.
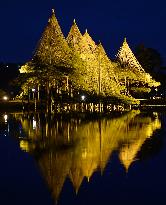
[0,0,166,63]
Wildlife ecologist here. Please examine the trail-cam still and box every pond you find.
[0,110,166,205]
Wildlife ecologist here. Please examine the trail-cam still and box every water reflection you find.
[10,111,161,202]
[4,114,8,123]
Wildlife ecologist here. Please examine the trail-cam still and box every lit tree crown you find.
[33,9,71,67]
[75,30,97,62]
[96,42,111,66]
[95,42,123,94]
[116,38,145,73]
[66,19,83,50]
[96,42,116,75]
[116,38,160,86]
[82,30,96,52]
[96,42,106,55]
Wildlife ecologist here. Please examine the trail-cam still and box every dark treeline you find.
[135,44,166,96]
[0,63,20,97]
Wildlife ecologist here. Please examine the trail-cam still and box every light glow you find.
[4,114,8,123]
[33,117,37,129]
[3,96,8,101]
[81,95,85,101]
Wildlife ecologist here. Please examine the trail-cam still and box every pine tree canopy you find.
[95,43,123,95]
[33,9,72,69]
[66,20,83,52]
[116,38,160,87]
[117,38,145,73]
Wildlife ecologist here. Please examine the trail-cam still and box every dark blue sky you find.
[0,0,166,63]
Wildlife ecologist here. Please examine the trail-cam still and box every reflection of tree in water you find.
[137,128,164,161]
[13,111,161,202]
[118,113,161,171]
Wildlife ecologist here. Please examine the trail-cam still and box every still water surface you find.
[0,110,166,205]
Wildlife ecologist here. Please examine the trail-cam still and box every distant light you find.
[81,95,85,101]
[3,96,8,101]
[32,88,35,92]
[6,65,8,68]
[4,114,8,123]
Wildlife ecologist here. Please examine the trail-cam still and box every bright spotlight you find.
[4,114,8,123]
[33,117,36,129]
[3,96,8,101]
[81,95,85,101]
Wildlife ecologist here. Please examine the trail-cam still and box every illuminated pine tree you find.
[78,32,132,98]
[80,30,97,57]
[33,9,72,68]
[31,10,86,101]
[67,27,137,103]
[116,38,160,87]
[66,19,83,52]
[66,20,85,75]
[67,28,99,93]
[95,43,121,96]
[66,20,89,92]
[79,30,99,93]
[116,38,145,73]
[96,43,138,103]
